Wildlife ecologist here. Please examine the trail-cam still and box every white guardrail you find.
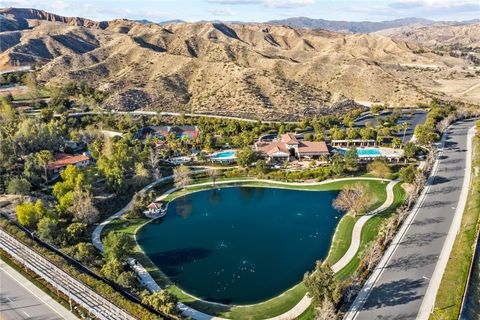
[0,229,136,320]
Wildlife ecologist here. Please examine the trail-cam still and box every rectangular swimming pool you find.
[338,148,384,157]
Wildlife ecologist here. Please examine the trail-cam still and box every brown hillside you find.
[376,23,480,48]
[1,8,476,120]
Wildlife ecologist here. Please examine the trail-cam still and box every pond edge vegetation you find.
[102,176,405,319]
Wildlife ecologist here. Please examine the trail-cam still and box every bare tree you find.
[380,217,397,246]
[69,188,99,224]
[148,149,162,180]
[344,273,362,303]
[133,162,150,187]
[397,204,410,223]
[173,165,192,190]
[362,240,383,272]
[333,183,372,217]
[208,168,218,188]
[315,297,337,320]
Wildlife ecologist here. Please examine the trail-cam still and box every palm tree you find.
[376,136,383,147]
[392,138,401,150]
[401,121,410,143]
[36,150,53,184]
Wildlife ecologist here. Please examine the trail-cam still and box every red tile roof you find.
[281,133,299,145]
[255,141,289,156]
[298,141,329,154]
[47,153,90,169]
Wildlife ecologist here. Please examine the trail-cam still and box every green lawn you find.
[326,216,357,265]
[334,184,405,280]
[296,304,315,320]
[431,137,480,320]
[104,177,402,320]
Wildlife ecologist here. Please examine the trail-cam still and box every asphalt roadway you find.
[0,265,62,320]
[347,118,476,320]
[354,109,428,143]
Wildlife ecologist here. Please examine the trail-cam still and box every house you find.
[255,133,329,163]
[146,202,163,215]
[63,140,86,153]
[139,126,200,140]
[47,153,91,176]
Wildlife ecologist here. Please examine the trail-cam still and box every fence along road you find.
[0,229,136,320]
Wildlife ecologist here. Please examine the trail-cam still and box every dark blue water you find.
[137,186,342,304]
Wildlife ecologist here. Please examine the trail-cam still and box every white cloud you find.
[206,0,315,8]
[209,7,237,16]
[264,0,315,8]
[389,0,479,9]
[0,0,177,21]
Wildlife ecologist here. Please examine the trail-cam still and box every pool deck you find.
[337,147,403,159]
[93,175,398,320]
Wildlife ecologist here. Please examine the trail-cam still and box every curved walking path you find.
[93,176,399,320]
[332,180,398,273]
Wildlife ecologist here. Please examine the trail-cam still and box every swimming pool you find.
[213,151,236,159]
[338,148,384,157]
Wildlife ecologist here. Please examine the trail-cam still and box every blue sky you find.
[0,0,479,22]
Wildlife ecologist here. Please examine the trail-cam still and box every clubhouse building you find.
[255,133,330,163]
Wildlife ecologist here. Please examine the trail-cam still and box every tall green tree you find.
[399,164,417,183]
[236,147,256,168]
[304,261,340,306]
[7,178,31,195]
[103,232,135,261]
[142,291,179,316]
[344,148,359,171]
[37,217,59,243]
[16,202,38,228]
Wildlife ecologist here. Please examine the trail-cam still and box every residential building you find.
[255,133,329,163]
[47,153,91,176]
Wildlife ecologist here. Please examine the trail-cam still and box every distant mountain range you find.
[153,17,480,34]
[266,17,480,33]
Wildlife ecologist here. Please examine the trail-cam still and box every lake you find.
[137,186,342,304]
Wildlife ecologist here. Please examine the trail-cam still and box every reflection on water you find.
[238,186,255,201]
[175,197,192,218]
[208,189,221,205]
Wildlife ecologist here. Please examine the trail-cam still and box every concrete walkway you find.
[93,176,396,320]
[332,180,399,273]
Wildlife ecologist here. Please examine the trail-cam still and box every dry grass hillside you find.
[376,23,480,105]
[0,8,476,120]
[376,23,480,49]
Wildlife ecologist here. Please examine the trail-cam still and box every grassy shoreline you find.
[104,178,403,319]
[431,136,480,319]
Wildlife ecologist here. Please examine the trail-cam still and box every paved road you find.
[354,109,427,142]
[345,118,476,320]
[0,263,63,320]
